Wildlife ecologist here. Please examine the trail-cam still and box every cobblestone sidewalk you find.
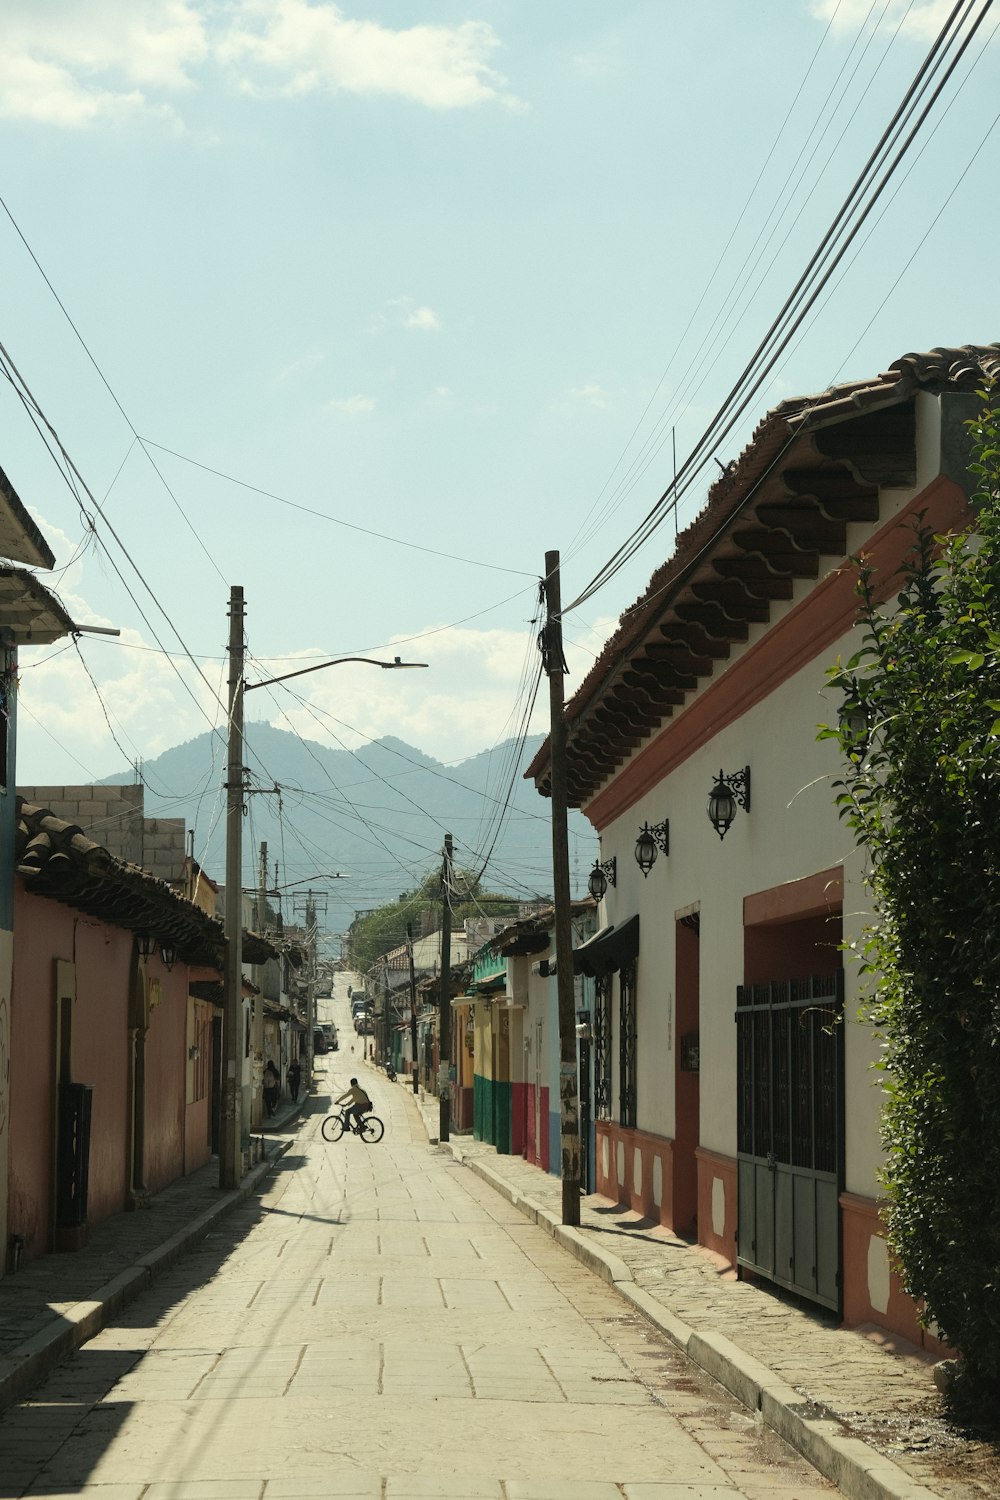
[413,1097,998,1500]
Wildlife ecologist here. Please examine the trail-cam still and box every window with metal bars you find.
[619,958,637,1128]
[593,973,612,1120]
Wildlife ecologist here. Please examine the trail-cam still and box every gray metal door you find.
[736,972,844,1312]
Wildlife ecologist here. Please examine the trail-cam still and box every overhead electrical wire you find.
[618,0,907,510]
[0,192,227,585]
[0,343,235,745]
[564,0,993,616]
[139,438,538,579]
[564,0,855,560]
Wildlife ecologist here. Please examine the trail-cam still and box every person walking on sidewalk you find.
[287,1056,301,1102]
[262,1060,280,1117]
[335,1078,372,1135]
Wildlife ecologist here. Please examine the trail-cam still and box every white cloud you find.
[569,383,610,409]
[406,306,441,331]
[809,0,956,39]
[273,351,326,385]
[272,624,555,763]
[219,1,520,110]
[328,394,375,416]
[0,0,519,127]
[0,1,206,125]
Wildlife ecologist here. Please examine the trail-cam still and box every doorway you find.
[673,912,700,1235]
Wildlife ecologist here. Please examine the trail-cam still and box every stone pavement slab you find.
[0,1062,987,1500]
[0,1075,846,1500]
[411,1088,992,1500]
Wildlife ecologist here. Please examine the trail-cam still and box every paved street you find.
[0,1068,838,1500]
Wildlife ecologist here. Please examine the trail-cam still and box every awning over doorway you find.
[572,913,639,978]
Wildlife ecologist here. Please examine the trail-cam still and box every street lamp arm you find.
[246,655,429,692]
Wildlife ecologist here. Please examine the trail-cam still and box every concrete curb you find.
[441,1140,937,1500]
[0,1137,294,1419]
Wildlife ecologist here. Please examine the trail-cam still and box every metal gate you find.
[736,971,844,1312]
[578,1032,592,1194]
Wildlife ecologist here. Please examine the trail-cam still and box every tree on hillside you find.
[345,864,524,977]
[825,387,1000,1414]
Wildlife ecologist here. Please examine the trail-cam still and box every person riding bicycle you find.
[335,1078,372,1134]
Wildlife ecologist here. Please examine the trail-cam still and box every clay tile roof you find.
[527,343,1000,804]
[0,567,75,644]
[17,798,226,966]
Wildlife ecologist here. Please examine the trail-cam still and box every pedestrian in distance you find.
[287,1055,301,1102]
[335,1078,372,1135]
[262,1059,280,1117]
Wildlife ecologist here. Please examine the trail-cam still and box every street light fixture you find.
[707,767,751,840]
[219,583,429,1191]
[587,856,617,901]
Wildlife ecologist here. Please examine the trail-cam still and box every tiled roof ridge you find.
[529,342,1000,779]
[17,800,115,874]
[15,797,226,959]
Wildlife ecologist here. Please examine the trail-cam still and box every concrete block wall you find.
[19,784,145,866]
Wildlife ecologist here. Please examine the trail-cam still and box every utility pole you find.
[438,832,453,1143]
[543,550,581,1227]
[406,922,419,1095]
[220,585,245,1190]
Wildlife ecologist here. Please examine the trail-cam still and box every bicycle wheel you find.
[359,1114,384,1143]
[321,1113,345,1142]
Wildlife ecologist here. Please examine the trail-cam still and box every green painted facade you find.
[473,1072,512,1154]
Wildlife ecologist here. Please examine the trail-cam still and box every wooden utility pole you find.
[438,833,453,1143]
[406,922,419,1095]
[543,550,581,1226]
[220,585,245,1190]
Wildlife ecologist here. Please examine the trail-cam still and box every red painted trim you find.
[585,475,971,830]
[743,867,844,927]
[696,1147,738,1267]
[840,1191,953,1353]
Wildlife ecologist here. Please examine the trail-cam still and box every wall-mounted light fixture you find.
[136,932,155,960]
[635,819,670,876]
[707,767,751,840]
[587,857,617,901]
[159,940,177,971]
[839,676,871,758]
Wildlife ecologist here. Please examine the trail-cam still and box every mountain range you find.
[102,726,597,934]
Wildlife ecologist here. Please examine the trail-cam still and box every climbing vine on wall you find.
[822,385,1000,1413]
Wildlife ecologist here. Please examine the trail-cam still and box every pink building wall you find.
[9,886,192,1264]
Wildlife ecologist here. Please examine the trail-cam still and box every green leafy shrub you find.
[824,388,1000,1413]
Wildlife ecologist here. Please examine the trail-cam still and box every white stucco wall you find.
[586,393,949,1200]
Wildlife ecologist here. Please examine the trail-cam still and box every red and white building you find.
[529,344,999,1347]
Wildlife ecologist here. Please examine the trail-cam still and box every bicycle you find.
[320,1106,384,1143]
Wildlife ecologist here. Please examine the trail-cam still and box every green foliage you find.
[823,386,1000,1411]
[346,864,520,976]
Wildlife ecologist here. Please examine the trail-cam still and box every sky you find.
[1,0,997,895]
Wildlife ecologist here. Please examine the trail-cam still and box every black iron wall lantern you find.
[707,767,750,840]
[159,940,177,971]
[634,819,670,876]
[839,676,871,758]
[587,856,617,901]
[136,932,155,960]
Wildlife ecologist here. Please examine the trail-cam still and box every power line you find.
[565,0,993,615]
[139,436,537,578]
